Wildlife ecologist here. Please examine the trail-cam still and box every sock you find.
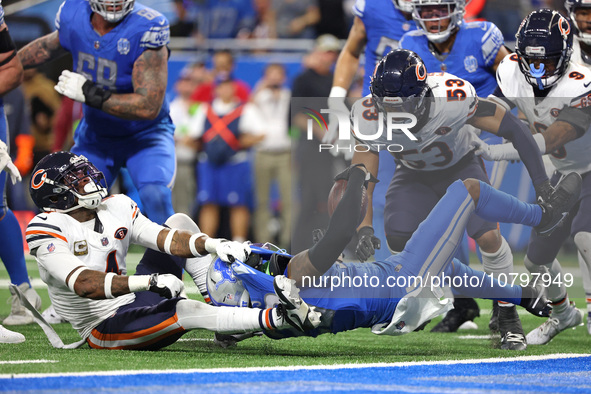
[551,295,570,316]
[0,209,30,286]
[479,237,514,307]
[524,256,565,301]
[185,255,213,301]
[475,181,542,227]
[443,259,522,304]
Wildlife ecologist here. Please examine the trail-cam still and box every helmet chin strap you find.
[529,62,546,90]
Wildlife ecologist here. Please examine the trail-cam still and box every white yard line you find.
[0,360,57,365]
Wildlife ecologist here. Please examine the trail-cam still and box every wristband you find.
[189,233,206,257]
[128,275,151,293]
[104,272,116,299]
[163,228,177,255]
[329,86,347,98]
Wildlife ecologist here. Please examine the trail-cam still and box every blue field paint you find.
[2,355,591,393]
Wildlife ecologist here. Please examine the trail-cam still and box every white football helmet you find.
[206,257,250,307]
[412,0,466,43]
[89,0,135,23]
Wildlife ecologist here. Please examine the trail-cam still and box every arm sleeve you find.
[131,210,165,250]
[481,23,504,67]
[495,110,549,186]
[555,105,591,138]
[36,241,87,290]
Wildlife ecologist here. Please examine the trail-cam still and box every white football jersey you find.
[351,73,481,171]
[495,53,591,174]
[26,194,160,339]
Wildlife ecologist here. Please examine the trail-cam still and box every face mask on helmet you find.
[392,0,413,14]
[30,152,108,213]
[89,0,135,23]
[516,9,573,90]
[206,257,250,307]
[566,0,591,45]
[412,0,465,43]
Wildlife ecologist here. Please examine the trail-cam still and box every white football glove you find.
[55,70,87,103]
[472,139,522,162]
[147,273,185,299]
[205,238,251,263]
[0,140,21,184]
[323,88,354,161]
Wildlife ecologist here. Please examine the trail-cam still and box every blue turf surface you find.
[2,355,591,393]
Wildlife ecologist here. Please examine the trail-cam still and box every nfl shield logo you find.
[101,237,109,246]
[117,38,130,55]
[47,243,55,253]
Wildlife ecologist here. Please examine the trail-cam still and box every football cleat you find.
[526,301,583,345]
[273,275,321,332]
[0,325,25,344]
[587,312,591,335]
[489,301,499,332]
[431,297,480,333]
[499,305,527,350]
[41,305,68,324]
[535,172,582,237]
[3,282,42,326]
[519,283,551,317]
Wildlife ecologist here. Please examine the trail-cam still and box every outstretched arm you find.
[18,31,67,69]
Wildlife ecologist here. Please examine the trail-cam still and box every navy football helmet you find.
[515,9,573,90]
[565,0,591,44]
[412,0,466,43]
[30,151,108,213]
[89,0,135,23]
[370,49,431,121]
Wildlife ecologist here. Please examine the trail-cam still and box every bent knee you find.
[165,213,200,233]
[462,178,480,203]
[476,229,502,253]
[386,235,410,254]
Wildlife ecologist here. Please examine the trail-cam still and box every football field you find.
[1,252,590,393]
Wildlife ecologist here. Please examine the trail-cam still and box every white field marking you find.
[458,335,498,340]
[176,338,213,342]
[1,353,589,379]
[0,360,57,365]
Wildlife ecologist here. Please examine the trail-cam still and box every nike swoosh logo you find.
[38,216,47,220]
[159,20,165,25]
[585,81,591,88]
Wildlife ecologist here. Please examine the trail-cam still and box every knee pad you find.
[138,184,174,224]
[165,213,200,233]
[386,235,409,255]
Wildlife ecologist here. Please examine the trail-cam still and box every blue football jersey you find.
[353,0,416,95]
[400,21,504,97]
[55,0,173,138]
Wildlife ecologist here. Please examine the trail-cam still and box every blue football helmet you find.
[515,9,573,90]
[412,0,466,43]
[30,151,108,213]
[565,0,591,44]
[206,257,250,307]
[89,0,135,23]
[370,49,431,122]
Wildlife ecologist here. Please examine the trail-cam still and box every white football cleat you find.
[3,282,42,326]
[273,275,321,331]
[526,302,583,345]
[41,305,68,324]
[0,325,25,344]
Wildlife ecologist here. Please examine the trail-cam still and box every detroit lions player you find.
[206,164,580,343]
[325,0,416,264]
[479,9,591,342]
[351,49,552,349]
[18,0,175,225]
[25,151,319,350]
[0,0,42,332]
[399,0,510,333]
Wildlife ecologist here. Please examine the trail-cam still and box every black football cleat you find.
[535,172,582,237]
[431,297,480,333]
[498,305,527,351]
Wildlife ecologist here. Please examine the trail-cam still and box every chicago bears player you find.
[566,0,591,68]
[18,0,175,225]
[0,1,40,342]
[351,49,552,349]
[206,164,580,343]
[24,151,319,350]
[478,9,591,342]
[325,0,416,264]
[400,0,511,334]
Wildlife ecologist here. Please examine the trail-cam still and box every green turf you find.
[0,252,589,375]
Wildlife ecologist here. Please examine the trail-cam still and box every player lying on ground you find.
[24,151,319,350]
[206,164,581,347]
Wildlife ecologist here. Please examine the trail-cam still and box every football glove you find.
[355,226,381,262]
[147,273,185,299]
[205,238,251,263]
[55,70,112,109]
[0,140,21,184]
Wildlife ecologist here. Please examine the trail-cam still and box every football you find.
[327,179,368,225]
